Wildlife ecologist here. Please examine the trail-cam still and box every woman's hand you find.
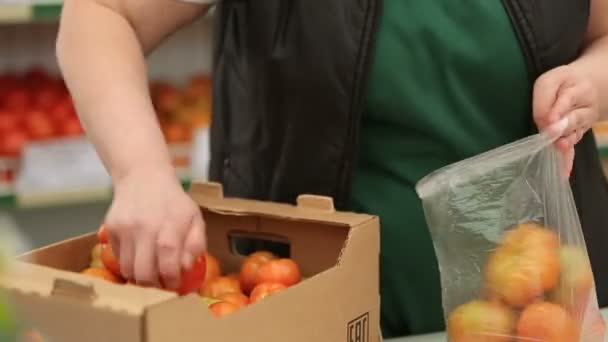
[104,166,206,289]
[57,0,210,290]
[533,65,600,176]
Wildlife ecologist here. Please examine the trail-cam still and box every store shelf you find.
[0,2,62,24]
[0,179,192,210]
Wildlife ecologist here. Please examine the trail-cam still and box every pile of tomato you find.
[0,68,84,158]
[83,225,303,318]
[0,68,213,158]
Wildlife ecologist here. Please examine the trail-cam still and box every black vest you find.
[209,0,608,306]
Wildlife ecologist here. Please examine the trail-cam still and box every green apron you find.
[350,1,533,337]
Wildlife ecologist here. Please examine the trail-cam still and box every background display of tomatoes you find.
[0,68,212,194]
[0,68,212,159]
[81,225,304,319]
[0,69,81,158]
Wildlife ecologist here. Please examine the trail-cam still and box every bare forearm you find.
[571,36,608,120]
[56,0,208,182]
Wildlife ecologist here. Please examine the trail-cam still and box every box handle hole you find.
[228,231,291,258]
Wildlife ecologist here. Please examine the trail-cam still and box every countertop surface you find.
[386,307,608,341]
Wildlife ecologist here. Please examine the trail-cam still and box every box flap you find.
[11,288,143,342]
[190,182,373,226]
[1,261,176,315]
[17,232,99,270]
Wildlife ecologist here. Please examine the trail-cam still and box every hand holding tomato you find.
[103,168,206,289]
[97,223,206,295]
[174,255,206,295]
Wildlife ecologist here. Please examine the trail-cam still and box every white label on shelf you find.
[190,127,210,182]
[14,137,111,196]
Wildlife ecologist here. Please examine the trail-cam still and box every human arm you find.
[56,0,211,289]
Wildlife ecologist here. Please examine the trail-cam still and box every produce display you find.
[83,225,302,318]
[0,68,212,196]
[151,74,212,141]
[0,68,83,159]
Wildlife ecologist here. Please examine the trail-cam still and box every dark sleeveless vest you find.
[209,0,608,305]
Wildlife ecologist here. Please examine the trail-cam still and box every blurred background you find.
[0,1,214,254]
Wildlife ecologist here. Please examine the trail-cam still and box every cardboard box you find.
[1,182,381,342]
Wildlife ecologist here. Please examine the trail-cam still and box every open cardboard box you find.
[1,182,381,342]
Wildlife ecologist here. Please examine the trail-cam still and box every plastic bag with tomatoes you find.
[416,122,606,342]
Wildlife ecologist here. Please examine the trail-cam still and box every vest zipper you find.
[501,0,542,137]
[337,0,383,209]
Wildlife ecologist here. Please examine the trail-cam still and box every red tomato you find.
[0,130,28,157]
[55,79,69,94]
[249,282,287,304]
[4,88,30,112]
[226,273,240,282]
[0,73,19,88]
[239,251,277,294]
[49,99,76,123]
[209,301,240,318]
[176,255,207,295]
[23,67,50,89]
[217,292,249,308]
[25,111,55,140]
[204,253,222,282]
[59,117,84,137]
[161,122,191,143]
[153,85,182,114]
[0,170,14,184]
[100,243,122,277]
[256,258,302,287]
[0,112,20,133]
[97,224,109,244]
[201,276,242,298]
[34,87,62,110]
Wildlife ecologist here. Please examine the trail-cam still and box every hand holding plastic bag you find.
[416,120,606,342]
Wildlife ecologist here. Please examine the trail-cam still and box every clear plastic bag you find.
[416,127,606,342]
